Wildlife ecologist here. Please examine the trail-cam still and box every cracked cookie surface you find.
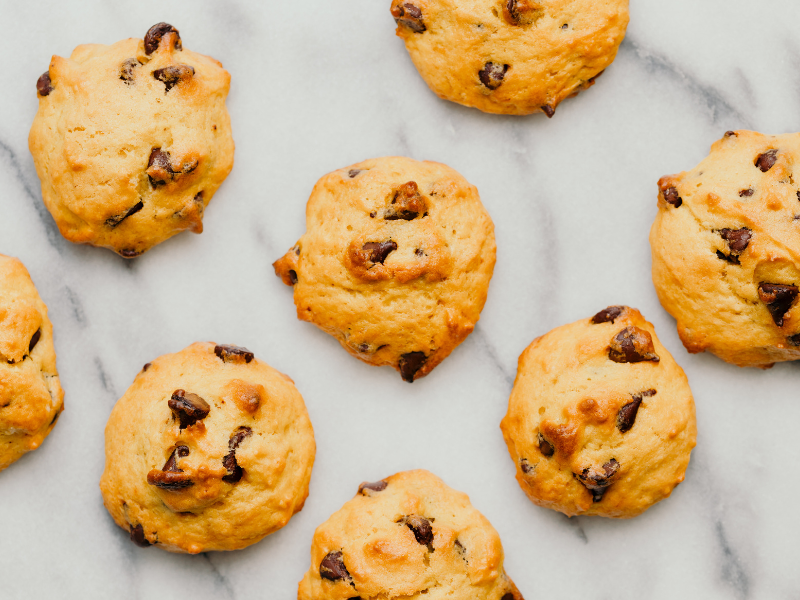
[29,22,234,258]
[0,254,64,472]
[650,130,800,367]
[273,157,496,383]
[390,0,629,116]
[99,342,315,553]
[500,307,696,518]
[298,469,523,600]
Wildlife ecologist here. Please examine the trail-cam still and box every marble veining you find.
[1,0,799,598]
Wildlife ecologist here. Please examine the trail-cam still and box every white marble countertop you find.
[1,0,799,598]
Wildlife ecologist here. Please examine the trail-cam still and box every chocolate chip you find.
[541,104,555,118]
[415,248,424,256]
[591,306,624,324]
[479,62,509,90]
[144,23,182,55]
[153,64,195,92]
[520,458,534,474]
[796,191,800,202]
[119,249,142,258]
[504,0,541,26]
[384,181,428,220]
[399,351,426,382]
[348,169,361,178]
[142,362,152,372]
[617,389,655,433]
[391,1,426,33]
[369,211,376,218]
[358,480,388,495]
[120,58,141,84]
[755,149,778,172]
[608,327,660,363]
[147,148,172,186]
[28,329,41,354]
[561,23,569,29]
[215,344,254,364]
[538,432,554,457]
[719,227,752,255]
[739,189,754,197]
[362,241,397,264]
[576,459,620,502]
[36,72,53,96]
[320,550,351,581]
[724,131,737,137]
[106,200,144,228]
[664,187,682,208]
[758,283,799,327]
[405,515,434,546]
[147,445,193,490]
[169,390,210,429]
[288,269,298,284]
[788,333,800,346]
[222,427,253,483]
[129,524,151,547]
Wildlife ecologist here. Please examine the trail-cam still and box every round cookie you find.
[273,157,496,383]
[99,342,315,553]
[390,0,629,116]
[0,254,64,472]
[500,306,696,518]
[29,22,234,258]
[298,469,523,600]
[651,130,800,367]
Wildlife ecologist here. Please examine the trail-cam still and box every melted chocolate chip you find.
[169,390,210,429]
[608,327,660,363]
[222,427,253,483]
[144,23,182,55]
[214,344,254,364]
[520,458,534,474]
[385,181,428,220]
[358,480,388,495]
[120,58,141,84]
[288,269,298,284]
[724,131,737,138]
[576,459,620,502]
[106,200,144,228]
[479,62,509,90]
[36,72,53,96]
[320,550,351,581]
[129,524,151,547]
[788,333,800,346]
[501,595,515,600]
[348,169,361,178]
[399,351,426,382]
[617,389,655,433]
[739,188,754,197]
[538,432,554,457]
[755,149,778,172]
[505,0,541,25]
[391,1,426,33]
[28,329,41,354]
[119,249,142,258]
[405,515,434,546]
[541,104,556,118]
[153,64,195,92]
[142,362,152,372]
[147,445,193,490]
[758,283,799,327]
[664,187,682,208]
[362,241,397,264]
[719,227,752,254]
[591,306,625,324]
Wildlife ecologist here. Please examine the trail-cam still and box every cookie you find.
[0,254,64,472]
[99,342,315,553]
[29,22,234,258]
[500,306,696,518]
[297,469,523,600]
[273,157,496,383]
[651,131,800,367]
[390,0,629,116]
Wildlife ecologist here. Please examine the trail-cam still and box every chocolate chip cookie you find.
[651,130,800,367]
[501,307,696,518]
[298,469,523,600]
[390,0,629,116]
[100,342,315,553]
[29,22,234,258]
[273,157,496,383]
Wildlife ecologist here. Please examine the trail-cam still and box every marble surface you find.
[1,0,799,598]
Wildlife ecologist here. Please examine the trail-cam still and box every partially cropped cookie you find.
[0,255,64,472]
[100,342,315,553]
[500,307,696,518]
[390,0,629,116]
[298,469,523,600]
[651,131,800,367]
[273,157,496,382]
[29,23,234,258]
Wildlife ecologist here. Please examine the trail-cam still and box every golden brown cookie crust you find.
[500,307,697,518]
[391,0,629,116]
[29,23,234,258]
[650,130,800,367]
[99,342,315,553]
[273,157,496,383]
[298,469,523,600]
[0,254,64,472]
